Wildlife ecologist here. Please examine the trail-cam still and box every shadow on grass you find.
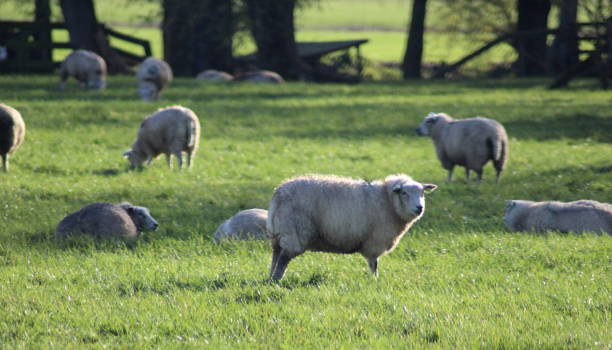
[504,114,612,142]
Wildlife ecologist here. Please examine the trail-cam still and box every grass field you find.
[0,75,611,348]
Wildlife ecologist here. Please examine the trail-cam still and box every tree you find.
[402,0,427,79]
[244,0,301,80]
[59,0,128,73]
[516,0,551,76]
[32,0,51,63]
[550,0,578,74]
[162,0,234,76]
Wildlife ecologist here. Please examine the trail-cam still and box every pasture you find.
[0,75,611,348]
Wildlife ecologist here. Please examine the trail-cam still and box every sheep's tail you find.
[186,117,197,150]
[489,135,508,183]
[488,136,503,162]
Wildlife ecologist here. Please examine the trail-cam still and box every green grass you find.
[0,76,611,348]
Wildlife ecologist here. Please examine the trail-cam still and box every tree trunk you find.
[162,0,234,77]
[516,0,551,76]
[59,0,129,73]
[402,0,427,79]
[33,0,52,63]
[550,0,579,74]
[245,0,301,80]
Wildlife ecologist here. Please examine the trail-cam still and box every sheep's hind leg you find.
[175,152,183,169]
[465,168,471,180]
[446,166,454,182]
[1,154,8,172]
[186,150,193,168]
[367,257,378,277]
[165,154,171,168]
[475,168,483,182]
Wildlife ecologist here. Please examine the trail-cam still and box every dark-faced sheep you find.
[267,174,437,281]
[59,50,107,90]
[123,106,201,169]
[504,200,611,234]
[0,103,26,172]
[214,209,268,242]
[55,202,159,241]
[416,112,508,183]
[136,57,173,101]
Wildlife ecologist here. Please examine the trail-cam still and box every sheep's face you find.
[125,205,159,232]
[391,181,437,220]
[86,69,106,90]
[415,113,442,136]
[503,200,531,231]
[123,149,146,169]
[138,81,159,101]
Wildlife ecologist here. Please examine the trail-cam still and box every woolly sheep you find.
[214,208,269,242]
[416,112,508,183]
[234,70,285,84]
[504,200,612,234]
[136,57,173,101]
[267,174,437,281]
[196,69,234,82]
[59,49,107,90]
[55,202,159,241]
[0,104,26,172]
[123,106,201,169]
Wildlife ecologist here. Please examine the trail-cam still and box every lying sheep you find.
[267,174,437,281]
[416,112,508,183]
[214,209,268,242]
[123,105,201,169]
[0,104,26,172]
[55,202,159,241]
[504,200,611,234]
[196,70,234,82]
[59,49,107,90]
[233,70,285,84]
[136,57,173,101]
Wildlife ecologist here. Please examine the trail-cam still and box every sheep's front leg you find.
[447,166,455,182]
[269,242,281,277]
[465,168,471,180]
[271,249,295,282]
[2,154,8,172]
[368,257,378,277]
[186,151,193,168]
[165,154,171,168]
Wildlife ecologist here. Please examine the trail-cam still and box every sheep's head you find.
[123,149,146,169]
[86,66,106,90]
[415,112,450,136]
[138,81,159,101]
[503,200,532,231]
[388,175,437,221]
[121,202,159,233]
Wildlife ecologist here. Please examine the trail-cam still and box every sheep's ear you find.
[423,184,437,192]
[427,112,437,117]
[506,200,516,209]
[392,184,402,194]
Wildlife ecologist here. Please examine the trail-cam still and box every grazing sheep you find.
[136,57,173,101]
[214,209,269,242]
[416,112,508,183]
[55,202,159,241]
[59,49,107,90]
[233,70,285,84]
[0,104,26,172]
[504,200,612,234]
[123,106,201,169]
[196,69,234,82]
[267,174,437,281]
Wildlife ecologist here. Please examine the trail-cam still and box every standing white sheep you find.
[0,103,26,172]
[416,112,508,183]
[59,50,107,90]
[55,202,159,241]
[136,57,173,101]
[214,209,268,242]
[267,174,437,281]
[123,106,201,169]
[504,200,611,234]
